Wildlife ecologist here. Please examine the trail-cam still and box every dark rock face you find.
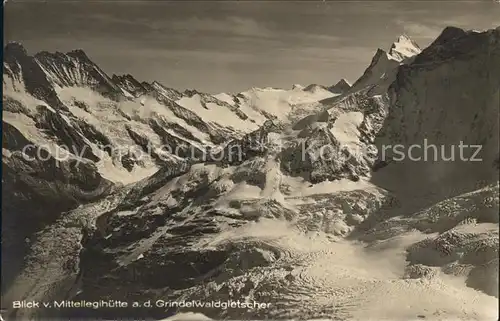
[111,74,148,97]
[4,42,66,109]
[414,27,499,64]
[34,105,101,162]
[328,79,352,95]
[152,81,183,101]
[350,49,395,89]
[35,49,124,99]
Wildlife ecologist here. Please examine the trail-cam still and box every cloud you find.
[168,16,340,43]
[395,20,443,40]
[170,16,273,38]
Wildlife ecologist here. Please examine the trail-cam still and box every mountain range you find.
[2,26,499,320]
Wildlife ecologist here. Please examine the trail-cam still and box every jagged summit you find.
[149,80,183,100]
[3,44,141,100]
[65,48,91,61]
[394,34,420,47]
[3,42,66,109]
[7,43,133,103]
[329,78,352,94]
[348,35,421,93]
[422,26,497,52]
[336,78,351,86]
[111,73,141,84]
[34,48,92,65]
[388,34,421,61]
[111,73,147,97]
[348,48,393,91]
[4,41,28,57]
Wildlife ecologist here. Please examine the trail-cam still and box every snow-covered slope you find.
[2,27,498,321]
[388,34,422,62]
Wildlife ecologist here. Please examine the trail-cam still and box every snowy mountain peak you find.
[4,42,31,77]
[349,48,392,91]
[337,78,351,86]
[3,42,67,109]
[349,35,421,93]
[151,81,183,100]
[388,34,421,62]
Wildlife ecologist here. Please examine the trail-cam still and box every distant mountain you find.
[2,27,499,321]
[348,34,422,94]
[387,34,421,62]
[328,78,352,94]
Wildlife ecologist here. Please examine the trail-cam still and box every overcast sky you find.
[4,1,500,93]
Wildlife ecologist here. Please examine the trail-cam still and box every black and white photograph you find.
[1,0,499,320]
